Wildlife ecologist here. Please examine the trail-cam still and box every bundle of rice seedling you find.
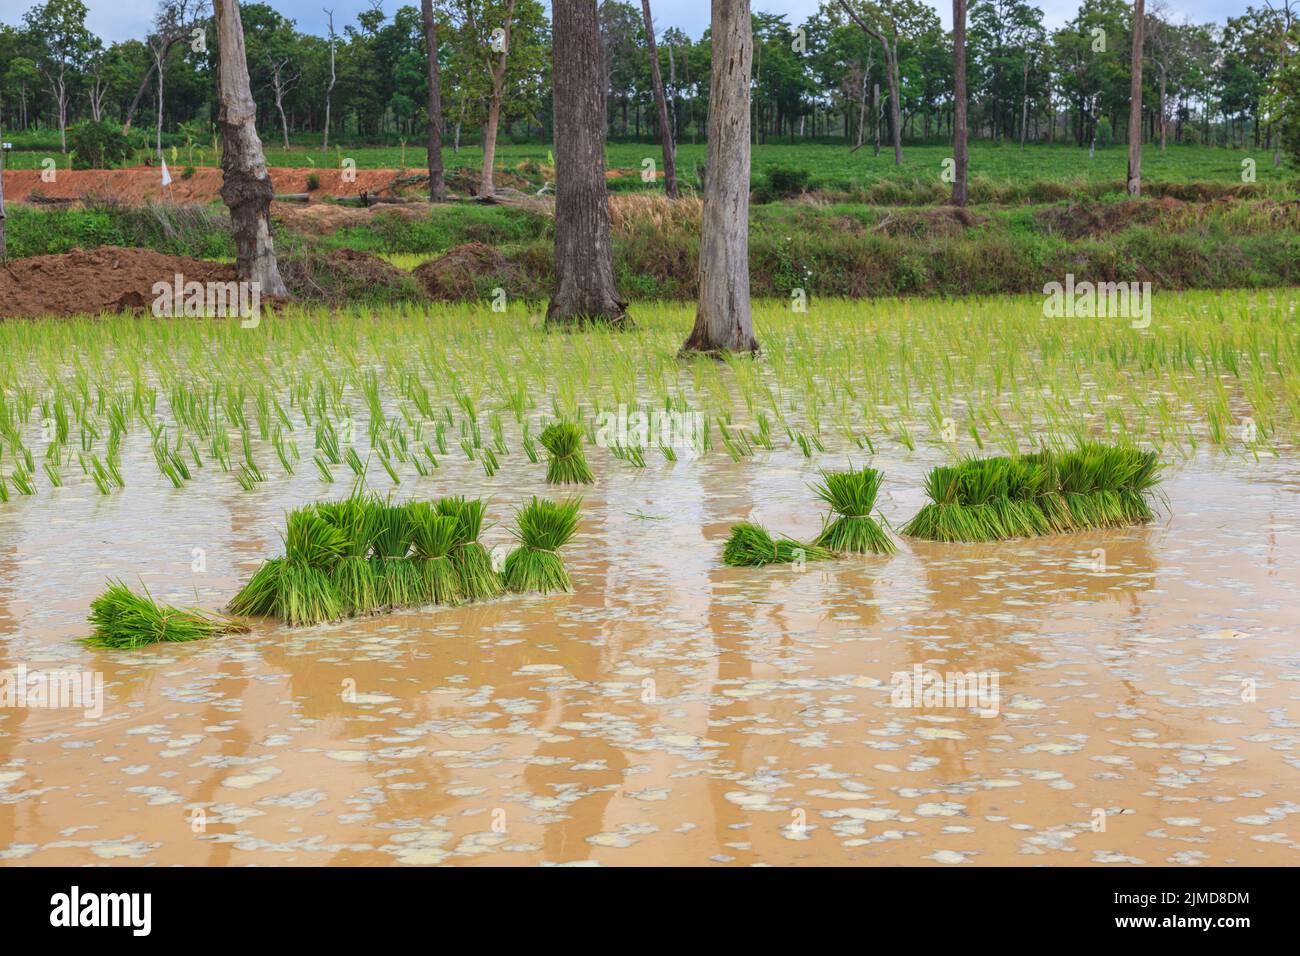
[316,495,385,615]
[902,443,1164,542]
[722,522,835,567]
[229,506,346,626]
[370,501,418,608]
[88,580,248,650]
[437,496,503,601]
[407,501,463,605]
[811,466,895,555]
[540,421,594,485]
[502,497,581,594]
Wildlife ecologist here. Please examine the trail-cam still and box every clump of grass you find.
[87,580,248,650]
[902,442,1163,542]
[540,420,594,485]
[811,466,895,554]
[437,496,503,601]
[722,522,835,567]
[502,497,581,594]
[408,502,463,606]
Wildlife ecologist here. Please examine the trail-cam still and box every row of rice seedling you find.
[228,491,579,628]
[0,292,1293,505]
[900,443,1164,542]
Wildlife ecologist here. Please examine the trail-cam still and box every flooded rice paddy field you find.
[1,294,1297,866]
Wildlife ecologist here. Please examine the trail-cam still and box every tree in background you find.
[1127,0,1145,194]
[421,0,446,201]
[547,0,628,326]
[214,0,287,295]
[23,0,95,151]
[952,0,968,205]
[681,0,757,355]
[640,0,677,196]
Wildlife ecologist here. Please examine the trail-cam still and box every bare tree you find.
[640,0,678,198]
[0,141,8,263]
[87,53,110,122]
[680,0,757,355]
[322,9,336,149]
[475,0,518,200]
[421,0,447,201]
[1127,0,1146,196]
[837,0,902,165]
[1264,0,1297,166]
[124,0,209,134]
[952,0,968,205]
[214,0,287,296]
[266,56,300,150]
[547,0,628,326]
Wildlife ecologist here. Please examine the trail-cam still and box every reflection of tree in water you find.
[901,529,1160,783]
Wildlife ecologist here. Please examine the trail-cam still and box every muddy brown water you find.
[0,447,1297,866]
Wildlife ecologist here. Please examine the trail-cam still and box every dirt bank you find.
[0,247,238,318]
[1,166,408,204]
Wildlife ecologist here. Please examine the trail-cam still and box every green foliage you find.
[753,166,814,203]
[67,120,133,169]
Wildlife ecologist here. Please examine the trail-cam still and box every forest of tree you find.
[1,0,1297,156]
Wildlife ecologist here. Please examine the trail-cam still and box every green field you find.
[5,140,1294,196]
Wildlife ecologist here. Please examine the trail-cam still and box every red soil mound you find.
[2,166,404,204]
[0,247,237,318]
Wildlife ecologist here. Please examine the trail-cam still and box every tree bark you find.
[640,0,678,198]
[546,0,628,327]
[952,0,968,205]
[421,0,446,201]
[1127,0,1145,196]
[680,0,757,355]
[214,0,288,296]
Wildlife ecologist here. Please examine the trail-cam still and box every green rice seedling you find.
[540,421,594,485]
[42,460,63,488]
[316,496,385,616]
[370,501,418,608]
[10,465,36,496]
[901,443,1164,542]
[437,496,503,601]
[0,476,8,502]
[723,523,835,567]
[521,425,539,463]
[482,447,499,477]
[87,580,248,650]
[314,455,335,482]
[502,497,581,594]
[345,447,366,476]
[407,502,463,605]
[229,507,346,626]
[811,466,895,555]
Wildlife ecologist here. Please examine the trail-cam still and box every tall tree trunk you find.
[0,141,8,263]
[838,2,901,164]
[323,11,336,149]
[680,0,756,355]
[214,0,287,296]
[421,0,446,201]
[951,0,968,206]
[1127,0,1145,196]
[640,0,678,198]
[546,0,628,327]
[479,0,516,200]
[1158,64,1167,151]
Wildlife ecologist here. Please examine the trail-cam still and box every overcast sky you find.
[76,0,1253,45]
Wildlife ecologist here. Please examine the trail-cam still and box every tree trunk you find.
[951,0,968,206]
[1127,0,1145,196]
[546,0,629,327]
[0,144,8,263]
[640,0,678,198]
[323,11,336,149]
[214,0,287,296]
[1158,64,1166,151]
[479,0,516,200]
[838,2,901,165]
[680,0,756,355]
[421,0,446,201]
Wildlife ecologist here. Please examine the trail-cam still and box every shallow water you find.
[1,439,1296,866]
